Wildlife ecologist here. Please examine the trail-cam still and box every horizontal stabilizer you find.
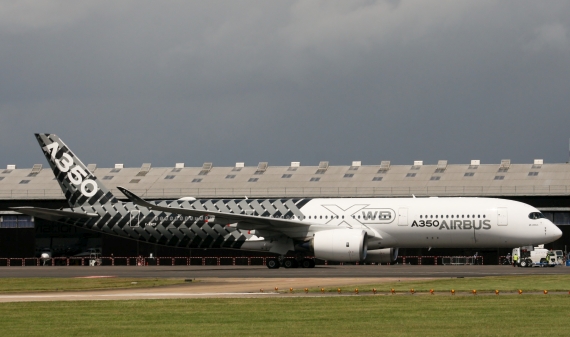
[10,207,99,221]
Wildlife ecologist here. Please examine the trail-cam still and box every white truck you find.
[512,245,563,267]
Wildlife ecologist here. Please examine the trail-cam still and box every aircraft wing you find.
[11,206,100,221]
[117,186,311,230]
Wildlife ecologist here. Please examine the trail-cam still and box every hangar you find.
[1,159,568,263]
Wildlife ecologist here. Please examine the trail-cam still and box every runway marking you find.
[74,276,117,279]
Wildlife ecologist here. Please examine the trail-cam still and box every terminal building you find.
[0,159,569,263]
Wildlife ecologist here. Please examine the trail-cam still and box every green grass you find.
[0,296,568,336]
[313,275,570,294]
[0,278,186,293]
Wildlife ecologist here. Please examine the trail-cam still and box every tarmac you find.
[1,264,569,279]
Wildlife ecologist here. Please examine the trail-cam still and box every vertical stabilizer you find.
[35,134,118,208]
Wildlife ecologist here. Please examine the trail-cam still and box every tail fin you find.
[35,134,119,208]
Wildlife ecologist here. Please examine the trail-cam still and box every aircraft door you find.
[398,208,408,226]
[130,210,141,227]
[497,208,508,226]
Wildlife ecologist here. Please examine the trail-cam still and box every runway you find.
[1,264,569,278]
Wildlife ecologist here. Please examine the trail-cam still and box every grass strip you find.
[0,278,186,293]
[0,296,568,336]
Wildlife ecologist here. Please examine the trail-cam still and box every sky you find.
[1,1,569,169]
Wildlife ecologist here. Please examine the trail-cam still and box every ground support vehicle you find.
[513,245,562,268]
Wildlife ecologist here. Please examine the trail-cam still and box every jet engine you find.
[363,248,399,264]
[312,229,367,262]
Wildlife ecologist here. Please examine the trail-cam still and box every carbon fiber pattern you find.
[35,134,310,249]
[57,197,309,249]
[35,134,118,208]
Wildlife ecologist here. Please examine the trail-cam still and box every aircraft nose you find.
[548,223,563,242]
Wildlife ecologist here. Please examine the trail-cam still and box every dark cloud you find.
[1,1,569,169]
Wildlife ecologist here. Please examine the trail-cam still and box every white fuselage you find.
[291,197,561,249]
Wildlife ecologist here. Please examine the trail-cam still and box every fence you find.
[1,185,570,200]
[394,255,483,265]
[0,255,484,266]
[0,256,271,267]
[439,256,484,265]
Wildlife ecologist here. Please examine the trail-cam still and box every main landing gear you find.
[266,257,316,269]
[266,258,280,269]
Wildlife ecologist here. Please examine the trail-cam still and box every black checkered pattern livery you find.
[35,134,310,250]
[36,134,118,208]
[59,198,309,249]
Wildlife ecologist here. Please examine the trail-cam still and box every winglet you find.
[117,186,155,209]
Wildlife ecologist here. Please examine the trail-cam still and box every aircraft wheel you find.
[283,259,295,268]
[301,258,314,268]
[267,258,280,269]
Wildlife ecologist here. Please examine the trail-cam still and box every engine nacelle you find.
[312,229,367,262]
[363,248,399,264]
[177,197,196,201]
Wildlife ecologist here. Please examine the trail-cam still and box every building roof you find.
[1,161,569,200]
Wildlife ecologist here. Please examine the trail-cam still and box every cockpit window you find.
[528,212,545,220]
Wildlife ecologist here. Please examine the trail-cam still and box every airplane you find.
[12,134,563,268]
